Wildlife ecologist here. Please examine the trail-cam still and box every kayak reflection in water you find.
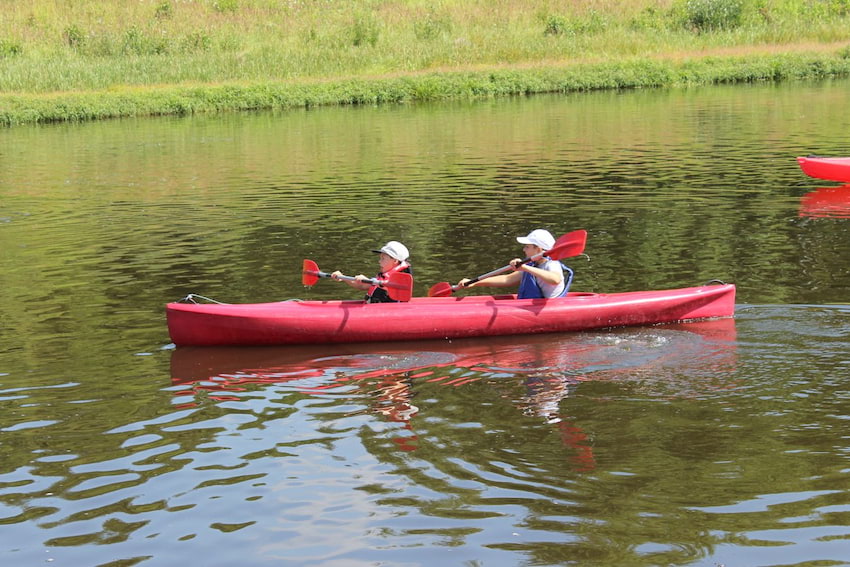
[332,240,413,303]
[457,229,573,299]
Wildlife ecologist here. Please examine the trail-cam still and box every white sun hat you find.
[516,229,555,251]
[372,240,409,262]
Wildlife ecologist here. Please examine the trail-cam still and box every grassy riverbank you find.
[1,0,850,125]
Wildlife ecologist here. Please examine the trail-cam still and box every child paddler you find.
[457,229,572,299]
[332,240,412,303]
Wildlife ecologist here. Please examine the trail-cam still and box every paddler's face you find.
[522,244,543,256]
[378,253,398,272]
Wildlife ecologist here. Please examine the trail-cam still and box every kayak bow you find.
[796,156,850,183]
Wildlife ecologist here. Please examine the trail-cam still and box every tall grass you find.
[1,0,849,124]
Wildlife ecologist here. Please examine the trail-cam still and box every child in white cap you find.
[457,229,571,299]
[332,240,412,303]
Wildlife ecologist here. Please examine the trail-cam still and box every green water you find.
[1,79,849,566]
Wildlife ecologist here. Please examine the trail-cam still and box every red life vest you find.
[367,261,411,302]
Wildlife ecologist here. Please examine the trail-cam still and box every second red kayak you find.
[796,156,850,183]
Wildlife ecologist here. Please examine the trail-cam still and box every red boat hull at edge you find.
[166,284,736,346]
[796,156,850,183]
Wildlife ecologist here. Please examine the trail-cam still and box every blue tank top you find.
[517,259,573,299]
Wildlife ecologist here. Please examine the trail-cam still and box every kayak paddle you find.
[302,259,414,302]
[427,229,587,298]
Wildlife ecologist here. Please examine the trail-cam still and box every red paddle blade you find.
[548,230,587,260]
[384,272,413,302]
[302,259,320,287]
[427,282,454,297]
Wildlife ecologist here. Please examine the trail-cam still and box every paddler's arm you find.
[331,271,373,291]
[458,270,522,289]
[513,260,563,285]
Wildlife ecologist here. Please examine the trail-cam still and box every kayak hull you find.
[166,283,736,346]
[796,156,850,183]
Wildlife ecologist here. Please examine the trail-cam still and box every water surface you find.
[1,78,850,566]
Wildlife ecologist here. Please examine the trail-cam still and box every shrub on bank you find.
[681,0,745,32]
[0,38,23,58]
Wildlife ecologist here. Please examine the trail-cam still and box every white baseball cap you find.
[372,240,409,262]
[516,229,555,251]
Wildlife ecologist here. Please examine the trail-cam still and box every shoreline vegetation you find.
[1,0,849,126]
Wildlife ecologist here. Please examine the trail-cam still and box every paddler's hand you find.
[330,270,344,281]
[458,278,473,288]
[509,258,525,271]
[353,274,370,283]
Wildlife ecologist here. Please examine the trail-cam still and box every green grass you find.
[1,0,850,125]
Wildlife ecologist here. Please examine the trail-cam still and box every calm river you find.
[2,79,850,566]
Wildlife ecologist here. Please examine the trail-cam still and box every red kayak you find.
[796,156,850,183]
[166,283,736,346]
